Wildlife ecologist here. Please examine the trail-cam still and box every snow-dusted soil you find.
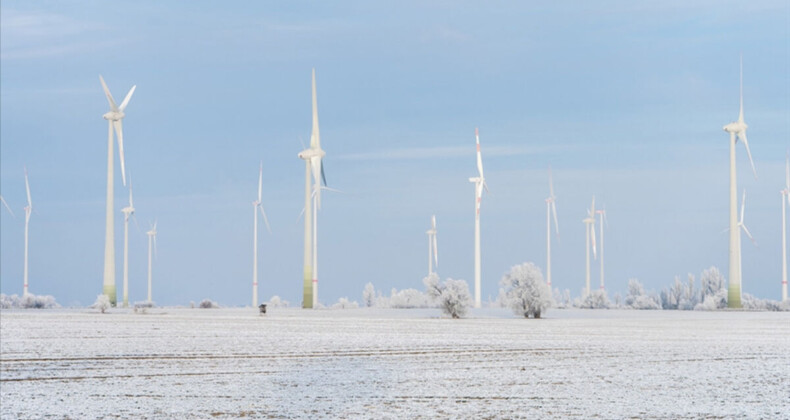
[1,307,788,419]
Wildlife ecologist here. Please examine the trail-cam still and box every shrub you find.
[500,262,552,318]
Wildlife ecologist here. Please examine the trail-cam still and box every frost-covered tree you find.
[1,293,59,309]
[362,282,376,307]
[267,295,289,308]
[93,294,111,313]
[500,262,552,318]
[613,292,622,308]
[332,297,359,309]
[700,266,725,299]
[625,278,661,310]
[423,276,472,318]
[438,278,472,318]
[579,290,610,309]
[389,288,430,308]
[199,299,217,308]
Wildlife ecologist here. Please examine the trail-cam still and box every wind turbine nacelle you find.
[469,177,481,183]
[103,111,124,121]
[723,121,746,134]
[298,148,325,160]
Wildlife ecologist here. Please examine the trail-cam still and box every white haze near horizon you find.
[1,1,789,306]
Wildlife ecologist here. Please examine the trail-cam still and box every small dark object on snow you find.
[258,304,267,315]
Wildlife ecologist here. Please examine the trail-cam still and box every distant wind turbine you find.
[582,196,597,297]
[468,127,488,309]
[297,69,325,308]
[782,154,790,302]
[722,56,755,309]
[252,162,272,308]
[596,206,608,291]
[99,75,136,306]
[426,215,438,276]
[121,176,136,308]
[146,221,157,303]
[545,167,559,288]
[23,168,32,296]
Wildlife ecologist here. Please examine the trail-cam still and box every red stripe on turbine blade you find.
[476,144,480,152]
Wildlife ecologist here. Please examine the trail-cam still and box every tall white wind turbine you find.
[297,69,325,308]
[22,168,32,296]
[121,177,136,308]
[252,162,272,307]
[782,154,790,302]
[468,127,488,308]
[545,167,559,288]
[582,196,597,297]
[146,221,157,303]
[99,75,136,306]
[596,206,608,291]
[722,57,756,309]
[427,215,438,276]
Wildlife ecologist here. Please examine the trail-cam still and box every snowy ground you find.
[1,307,788,419]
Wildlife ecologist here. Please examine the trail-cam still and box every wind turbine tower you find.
[468,128,488,308]
[99,75,135,306]
[252,163,271,307]
[545,167,559,288]
[23,169,32,296]
[121,177,135,308]
[427,215,438,276]
[297,69,325,308]
[596,206,607,291]
[146,222,157,303]
[582,196,597,297]
[722,57,756,309]
[782,155,789,302]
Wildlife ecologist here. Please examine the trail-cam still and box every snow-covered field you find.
[1,307,788,419]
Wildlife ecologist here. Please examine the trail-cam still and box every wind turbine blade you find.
[0,196,14,217]
[740,189,746,225]
[548,165,555,198]
[114,120,127,186]
[738,131,757,180]
[483,181,490,195]
[118,85,136,112]
[475,128,484,178]
[310,68,320,149]
[320,163,327,187]
[99,75,118,111]
[132,214,142,234]
[128,174,134,208]
[551,201,559,236]
[590,196,595,216]
[257,162,263,203]
[259,205,272,234]
[296,206,307,224]
[740,222,757,246]
[591,224,597,259]
[24,168,32,208]
[431,214,436,230]
[738,54,744,124]
[153,235,158,258]
[433,234,438,267]
[321,186,344,194]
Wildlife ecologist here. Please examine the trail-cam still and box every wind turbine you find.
[121,176,136,308]
[23,168,32,296]
[99,75,136,306]
[596,206,608,291]
[468,127,488,308]
[426,215,438,276]
[545,167,559,288]
[782,154,790,302]
[252,162,272,308]
[722,56,756,309]
[297,68,325,308]
[146,221,157,303]
[582,196,597,297]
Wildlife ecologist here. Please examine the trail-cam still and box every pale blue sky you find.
[1,1,789,306]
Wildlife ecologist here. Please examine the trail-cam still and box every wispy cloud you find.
[0,9,113,60]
